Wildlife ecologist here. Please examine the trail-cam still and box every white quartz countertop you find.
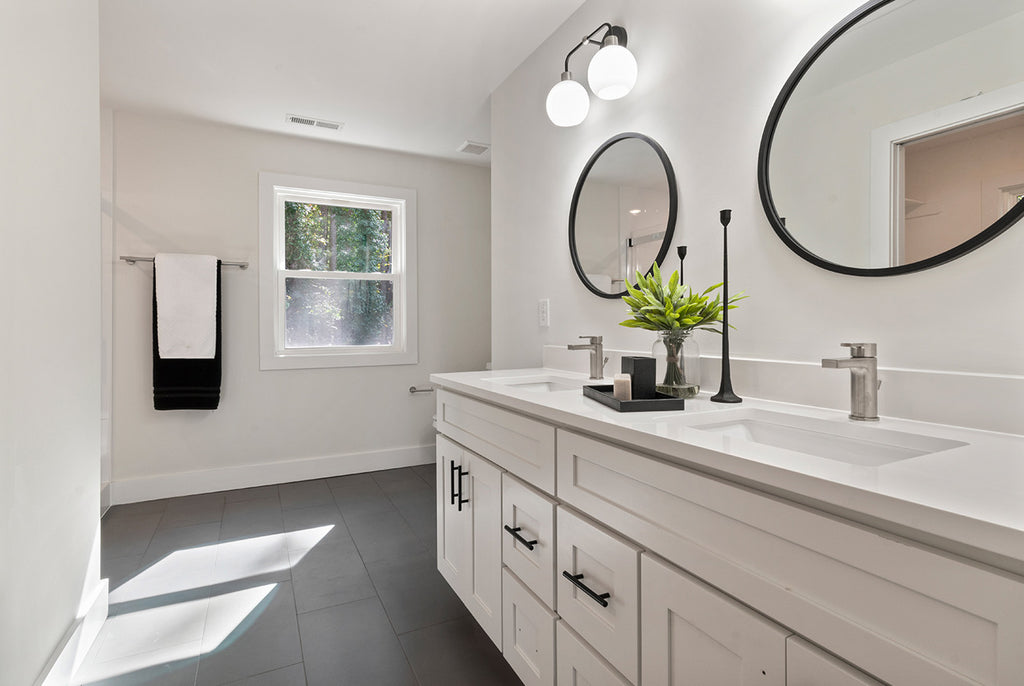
[430,368,1024,571]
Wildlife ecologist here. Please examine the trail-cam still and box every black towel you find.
[152,261,222,410]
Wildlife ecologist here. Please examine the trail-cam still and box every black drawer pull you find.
[562,571,610,607]
[457,467,469,511]
[504,525,538,550]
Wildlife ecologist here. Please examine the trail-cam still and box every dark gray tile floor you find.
[75,466,521,686]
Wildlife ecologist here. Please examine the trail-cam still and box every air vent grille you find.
[457,140,490,155]
[287,114,344,131]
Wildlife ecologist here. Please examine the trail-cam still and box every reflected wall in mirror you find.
[759,0,1024,276]
[570,133,677,297]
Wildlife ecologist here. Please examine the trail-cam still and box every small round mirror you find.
[569,133,677,298]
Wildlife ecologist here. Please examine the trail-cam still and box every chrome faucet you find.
[822,343,880,421]
[568,335,608,380]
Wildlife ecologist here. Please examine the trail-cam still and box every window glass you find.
[284,278,394,347]
[284,201,393,273]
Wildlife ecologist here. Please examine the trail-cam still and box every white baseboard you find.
[109,444,435,504]
[543,345,1023,435]
[36,580,108,686]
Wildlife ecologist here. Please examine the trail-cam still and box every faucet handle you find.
[579,335,603,344]
[841,342,876,358]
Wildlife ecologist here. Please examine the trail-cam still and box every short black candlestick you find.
[677,245,687,285]
[711,209,742,403]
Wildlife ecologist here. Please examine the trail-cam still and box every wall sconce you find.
[546,23,638,127]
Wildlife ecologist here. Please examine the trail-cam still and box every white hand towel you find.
[155,253,218,359]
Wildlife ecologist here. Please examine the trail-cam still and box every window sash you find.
[275,271,403,356]
[259,172,417,370]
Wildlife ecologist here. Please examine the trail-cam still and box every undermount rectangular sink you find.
[686,409,967,466]
[484,374,584,393]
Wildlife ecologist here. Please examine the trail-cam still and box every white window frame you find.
[259,172,417,370]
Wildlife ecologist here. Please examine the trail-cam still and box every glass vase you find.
[651,330,701,398]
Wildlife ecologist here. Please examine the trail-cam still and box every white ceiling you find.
[99,0,586,165]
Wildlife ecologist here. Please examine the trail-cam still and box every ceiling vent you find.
[287,114,343,131]
[457,140,490,155]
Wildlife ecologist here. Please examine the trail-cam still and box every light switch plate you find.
[538,298,550,327]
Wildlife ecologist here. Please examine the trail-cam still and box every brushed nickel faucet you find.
[568,335,608,380]
[822,343,880,421]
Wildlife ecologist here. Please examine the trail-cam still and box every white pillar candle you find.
[613,373,632,401]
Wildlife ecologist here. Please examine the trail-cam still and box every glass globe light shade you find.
[587,44,638,100]
[546,77,590,127]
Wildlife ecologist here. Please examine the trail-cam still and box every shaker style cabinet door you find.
[463,449,503,648]
[555,621,632,686]
[502,568,557,686]
[435,436,504,648]
[641,553,790,685]
[787,637,884,686]
[437,435,470,593]
[502,474,557,609]
[556,506,640,684]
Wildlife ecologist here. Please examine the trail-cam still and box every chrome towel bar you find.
[120,255,249,269]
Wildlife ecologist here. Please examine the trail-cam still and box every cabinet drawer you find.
[557,428,1024,686]
[787,637,883,686]
[503,474,557,608]
[437,389,556,493]
[642,553,789,685]
[556,506,640,684]
[555,621,631,686]
[503,568,556,686]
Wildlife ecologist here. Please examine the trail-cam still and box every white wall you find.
[108,112,490,502]
[0,1,103,684]
[492,0,1024,433]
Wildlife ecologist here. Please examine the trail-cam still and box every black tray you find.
[582,384,687,412]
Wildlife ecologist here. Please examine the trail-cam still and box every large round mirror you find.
[759,0,1024,276]
[570,133,677,298]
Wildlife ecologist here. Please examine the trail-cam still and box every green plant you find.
[619,262,745,333]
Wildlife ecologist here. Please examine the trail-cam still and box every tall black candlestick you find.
[711,209,741,403]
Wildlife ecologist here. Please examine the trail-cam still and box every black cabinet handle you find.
[457,467,469,511]
[562,571,610,607]
[504,525,538,550]
[449,460,458,505]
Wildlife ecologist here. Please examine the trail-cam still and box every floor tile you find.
[160,494,226,530]
[372,467,431,494]
[364,550,466,634]
[102,515,163,559]
[278,480,335,511]
[195,581,303,686]
[224,485,280,504]
[411,463,435,487]
[210,531,292,590]
[328,474,396,518]
[289,540,377,614]
[298,598,417,686]
[281,504,350,553]
[220,499,284,541]
[142,522,222,568]
[344,510,427,565]
[400,616,521,686]
[224,663,305,686]
[388,489,436,541]
[103,499,169,521]
[102,554,144,592]
[72,646,199,686]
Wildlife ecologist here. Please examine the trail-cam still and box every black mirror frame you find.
[757,0,1024,277]
[569,132,678,298]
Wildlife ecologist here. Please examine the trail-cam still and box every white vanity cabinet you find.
[434,383,1024,686]
[435,434,503,648]
[641,553,789,685]
[787,637,883,686]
